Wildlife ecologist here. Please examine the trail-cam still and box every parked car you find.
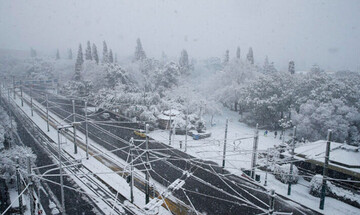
[134,129,146,138]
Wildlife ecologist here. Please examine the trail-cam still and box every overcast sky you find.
[0,0,359,71]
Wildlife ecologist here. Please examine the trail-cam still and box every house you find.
[157,109,181,130]
[283,140,360,188]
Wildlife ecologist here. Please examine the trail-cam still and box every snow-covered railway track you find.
[17,89,195,214]
[7,92,134,214]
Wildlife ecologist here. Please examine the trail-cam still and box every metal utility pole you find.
[168,109,172,146]
[20,81,23,107]
[72,100,77,154]
[46,94,49,132]
[319,129,332,210]
[30,85,33,117]
[8,88,13,135]
[145,124,150,204]
[85,101,89,159]
[264,148,269,186]
[250,123,259,179]
[288,126,297,195]
[269,189,275,215]
[185,106,188,152]
[12,75,16,99]
[27,155,35,215]
[57,129,65,213]
[129,137,134,203]
[16,157,24,215]
[222,118,229,171]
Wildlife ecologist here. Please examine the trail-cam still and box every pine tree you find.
[247,47,254,64]
[92,43,99,64]
[109,49,114,63]
[134,38,146,61]
[102,41,108,63]
[114,53,118,63]
[289,61,295,74]
[74,44,84,80]
[223,50,229,65]
[236,46,240,59]
[56,49,60,60]
[179,49,190,75]
[68,49,73,60]
[30,48,37,58]
[85,41,92,60]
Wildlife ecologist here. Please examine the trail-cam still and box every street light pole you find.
[222,118,229,171]
[46,94,49,132]
[319,129,332,210]
[185,105,188,152]
[129,137,134,203]
[57,128,65,213]
[72,100,77,154]
[145,124,150,204]
[288,126,297,195]
[85,101,89,159]
[251,123,259,179]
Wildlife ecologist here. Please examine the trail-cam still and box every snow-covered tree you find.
[74,44,84,80]
[85,41,92,60]
[56,49,60,60]
[274,164,299,184]
[310,64,323,74]
[115,53,118,63]
[236,46,240,59]
[134,38,146,61]
[109,49,114,63]
[0,145,36,183]
[179,49,190,75]
[102,41,108,63]
[289,60,295,74]
[92,43,99,64]
[154,62,180,89]
[247,47,254,64]
[68,48,73,60]
[223,50,229,65]
[263,56,277,74]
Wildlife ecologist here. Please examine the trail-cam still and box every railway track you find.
[14,88,195,214]
[5,91,133,214]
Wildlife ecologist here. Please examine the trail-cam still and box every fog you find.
[0,0,359,71]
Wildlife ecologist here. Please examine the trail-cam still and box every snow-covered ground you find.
[148,108,360,215]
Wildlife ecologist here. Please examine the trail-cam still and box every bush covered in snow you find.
[309,174,332,197]
[0,145,36,183]
[273,164,299,184]
[309,174,360,208]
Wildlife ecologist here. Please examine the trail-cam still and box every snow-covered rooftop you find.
[290,140,360,173]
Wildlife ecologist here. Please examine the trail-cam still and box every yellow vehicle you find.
[134,129,146,138]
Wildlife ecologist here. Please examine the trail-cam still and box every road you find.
[22,85,321,215]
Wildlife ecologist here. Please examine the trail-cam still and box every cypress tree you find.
[92,43,99,64]
[289,61,295,74]
[102,41,108,63]
[236,46,240,59]
[179,49,190,75]
[109,49,114,63]
[85,41,92,60]
[74,44,83,80]
[134,38,146,61]
[247,47,254,64]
